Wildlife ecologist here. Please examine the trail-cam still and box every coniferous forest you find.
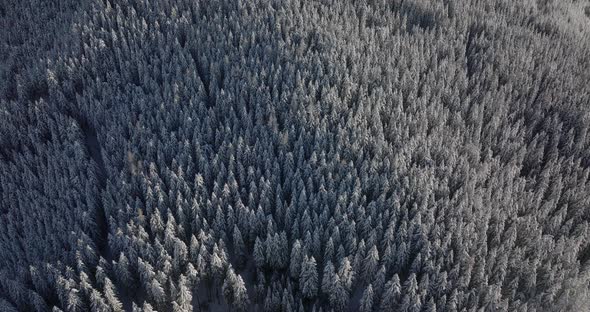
[1,0,590,311]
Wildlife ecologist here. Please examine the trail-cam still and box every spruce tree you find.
[300,256,319,299]
[360,284,374,312]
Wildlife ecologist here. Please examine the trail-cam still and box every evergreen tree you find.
[233,225,247,268]
[223,266,250,312]
[379,274,401,312]
[174,275,192,312]
[89,289,110,312]
[400,274,420,312]
[362,246,379,284]
[290,240,304,279]
[103,278,123,312]
[113,253,133,289]
[254,237,266,269]
[338,257,354,292]
[300,256,319,299]
[329,276,348,311]
[360,284,374,312]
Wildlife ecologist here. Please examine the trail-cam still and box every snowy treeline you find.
[1,0,590,311]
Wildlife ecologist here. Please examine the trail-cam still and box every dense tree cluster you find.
[1,0,590,311]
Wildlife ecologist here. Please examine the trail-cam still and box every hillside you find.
[1,0,590,311]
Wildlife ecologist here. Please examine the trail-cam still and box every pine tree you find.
[142,302,156,312]
[89,289,110,312]
[266,233,281,269]
[379,274,401,312]
[290,240,304,279]
[254,237,266,269]
[300,255,319,299]
[277,231,289,269]
[399,273,420,312]
[103,278,123,312]
[173,237,188,271]
[210,246,226,286]
[190,235,201,263]
[446,289,459,312]
[321,261,336,297]
[233,225,247,268]
[324,237,335,263]
[372,265,386,292]
[223,266,250,312]
[359,284,374,312]
[338,257,354,292]
[113,253,133,289]
[329,275,348,311]
[362,245,379,284]
[149,279,166,304]
[424,298,437,312]
[223,266,238,306]
[174,275,192,312]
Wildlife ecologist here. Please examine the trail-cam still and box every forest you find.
[1,0,590,311]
